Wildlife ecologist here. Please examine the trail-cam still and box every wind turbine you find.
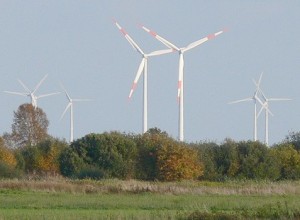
[4,74,60,108]
[60,83,91,143]
[114,20,173,133]
[141,25,225,141]
[229,73,265,141]
[254,78,291,146]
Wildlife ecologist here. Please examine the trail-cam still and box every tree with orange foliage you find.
[157,141,203,181]
[0,137,17,167]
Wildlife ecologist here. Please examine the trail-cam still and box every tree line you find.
[1,103,300,181]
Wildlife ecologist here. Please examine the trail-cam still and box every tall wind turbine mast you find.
[60,83,91,143]
[141,25,225,141]
[229,73,265,141]
[254,78,291,146]
[4,74,60,108]
[114,20,172,134]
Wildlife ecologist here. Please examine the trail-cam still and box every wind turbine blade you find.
[72,99,92,102]
[59,82,72,102]
[18,79,30,93]
[114,20,144,55]
[183,30,224,52]
[146,48,173,57]
[129,58,146,99]
[3,91,28,97]
[228,97,253,104]
[255,96,265,106]
[257,105,264,118]
[258,72,263,86]
[140,25,180,51]
[33,74,48,94]
[36,92,61,99]
[265,105,274,116]
[268,98,292,101]
[60,103,71,120]
[257,102,274,117]
[255,85,268,102]
[177,53,184,99]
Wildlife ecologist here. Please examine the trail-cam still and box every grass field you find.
[0,178,300,219]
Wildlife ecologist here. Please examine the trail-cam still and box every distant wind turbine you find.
[60,83,91,143]
[254,77,291,146]
[141,24,225,141]
[4,74,60,108]
[229,73,265,141]
[114,20,173,133]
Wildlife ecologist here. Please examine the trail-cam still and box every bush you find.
[21,138,68,174]
[134,129,171,180]
[0,138,17,167]
[237,141,281,180]
[157,141,203,181]
[0,161,22,179]
[271,144,300,179]
[76,167,106,180]
[192,142,220,181]
[59,147,85,177]
[60,132,138,179]
[186,211,239,220]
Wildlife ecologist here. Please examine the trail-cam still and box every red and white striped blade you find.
[141,25,180,51]
[183,30,224,52]
[114,20,144,55]
[147,48,173,57]
[128,58,146,99]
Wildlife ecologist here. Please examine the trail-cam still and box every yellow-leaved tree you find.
[157,141,203,181]
[0,137,17,167]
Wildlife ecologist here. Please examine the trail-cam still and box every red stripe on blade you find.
[121,28,127,36]
[149,31,157,37]
[207,34,216,40]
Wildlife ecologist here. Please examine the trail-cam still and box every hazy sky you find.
[1,1,299,145]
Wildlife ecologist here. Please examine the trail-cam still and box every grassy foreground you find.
[0,178,300,219]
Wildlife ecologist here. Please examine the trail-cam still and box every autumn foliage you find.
[157,142,203,181]
[0,137,17,168]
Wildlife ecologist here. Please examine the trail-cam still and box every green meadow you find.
[0,179,300,219]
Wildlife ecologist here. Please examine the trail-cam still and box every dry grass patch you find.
[0,177,300,195]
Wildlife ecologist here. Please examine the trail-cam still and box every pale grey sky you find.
[1,1,299,145]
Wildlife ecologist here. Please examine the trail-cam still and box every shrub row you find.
[1,129,300,181]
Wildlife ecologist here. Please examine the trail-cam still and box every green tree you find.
[217,139,240,178]
[284,131,300,151]
[237,141,280,180]
[135,128,171,180]
[21,138,67,174]
[69,132,137,179]
[271,143,300,179]
[191,141,220,181]
[59,147,85,177]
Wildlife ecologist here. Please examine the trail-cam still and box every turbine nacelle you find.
[3,74,60,109]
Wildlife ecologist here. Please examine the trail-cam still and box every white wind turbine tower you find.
[60,83,91,143]
[254,78,291,146]
[141,25,225,141]
[4,74,60,108]
[229,73,265,141]
[114,20,173,133]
